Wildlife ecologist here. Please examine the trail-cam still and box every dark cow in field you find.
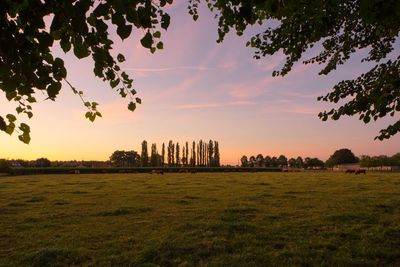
[345,169,356,174]
[151,170,164,175]
[355,169,366,175]
[190,170,197,174]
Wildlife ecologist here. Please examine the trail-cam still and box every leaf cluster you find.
[194,0,400,139]
[0,0,173,143]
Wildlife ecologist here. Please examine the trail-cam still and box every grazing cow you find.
[345,169,356,174]
[355,169,366,175]
[178,169,187,173]
[151,170,164,175]
[190,170,196,174]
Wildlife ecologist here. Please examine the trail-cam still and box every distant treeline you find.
[242,150,400,169]
[2,158,110,168]
[240,155,324,169]
[0,140,221,170]
[359,153,400,167]
[110,140,220,167]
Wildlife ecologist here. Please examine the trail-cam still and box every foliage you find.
[327,148,359,166]
[278,155,288,167]
[2,0,400,144]
[304,157,325,169]
[109,150,140,167]
[360,152,400,167]
[0,159,10,173]
[1,0,172,143]
[240,155,248,167]
[35,157,51,168]
[141,140,149,167]
[176,142,180,166]
[193,0,400,139]
[155,139,220,167]
[241,154,324,169]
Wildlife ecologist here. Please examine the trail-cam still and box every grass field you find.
[0,172,399,266]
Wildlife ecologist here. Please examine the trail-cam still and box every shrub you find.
[0,159,10,173]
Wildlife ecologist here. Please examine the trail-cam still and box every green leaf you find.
[110,78,120,88]
[161,13,170,30]
[0,116,6,131]
[117,24,132,40]
[5,90,17,101]
[128,101,136,111]
[18,123,30,144]
[6,122,15,135]
[117,53,125,62]
[153,31,161,38]
[73,41,90,59]
[27,96,36,103]
[6,114,16,122]
[47,82,61,99]
[60,37,71,52]
[140,32,153,49]
[85,111,96,122]
[156,42,164,49]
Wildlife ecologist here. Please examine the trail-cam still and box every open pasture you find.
[0,172,399,266]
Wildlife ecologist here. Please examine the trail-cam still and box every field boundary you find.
[7,167,282,176]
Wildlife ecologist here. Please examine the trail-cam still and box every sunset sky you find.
[1,1,399,165]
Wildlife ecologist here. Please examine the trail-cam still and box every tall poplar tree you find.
[167,140,172,167]
[176,142,180,167]
[150,143,158,167]
[161,143,165,167]
[192,141,196,167]
[171,142,175,166]
[141,140,148,167]
[185,142,189,166]
[208,140,213,167]
[214,141,220,167]
[197,143,200,166]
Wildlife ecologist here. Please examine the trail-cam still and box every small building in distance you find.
[334,163,400,171]
[333,163,360,171]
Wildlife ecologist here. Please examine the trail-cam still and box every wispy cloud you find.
[227,75,282,99]
[125,66,212,72]
[261,100,322,116]
[276,90,322,99]
[176,100,254,110]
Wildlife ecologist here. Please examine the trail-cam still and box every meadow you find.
[0,172,399,266]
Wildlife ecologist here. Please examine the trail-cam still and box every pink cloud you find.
[261,100,322,116]
[176,100,254,110]
[254,52,286,72]
[227,75,283,99]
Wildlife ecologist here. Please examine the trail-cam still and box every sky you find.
[1,1,399,165]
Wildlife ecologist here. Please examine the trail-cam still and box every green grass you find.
[0,172,399,266]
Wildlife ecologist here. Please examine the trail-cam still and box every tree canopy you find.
[198,0,400,140]
[327,148,359,166]
[1,0,399,143]
[1,0,172,143]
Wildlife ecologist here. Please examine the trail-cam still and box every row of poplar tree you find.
[142,140,220,167]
